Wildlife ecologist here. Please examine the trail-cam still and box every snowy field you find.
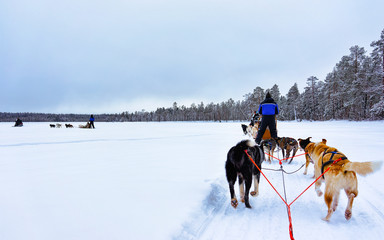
[1,121,384,240]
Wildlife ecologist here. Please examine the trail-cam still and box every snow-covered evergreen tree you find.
[348,45,367,120]
[286,83,300,120]
[302,76,320,120]
[370,29,384,118]
[269,84,281,104]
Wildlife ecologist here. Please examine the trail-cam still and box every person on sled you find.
[255,92,279,145]
[14,118,23,127]
[89,114,95,129]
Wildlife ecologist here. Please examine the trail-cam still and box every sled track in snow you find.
[173,160,384,240]
[0,134,212,148]
[173,182,229,240]
[172,177,287,240]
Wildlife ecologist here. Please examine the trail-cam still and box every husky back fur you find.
[261,138,276,163]
[225,139,264,208]
[301,138,382,221]
[276,137,298,164]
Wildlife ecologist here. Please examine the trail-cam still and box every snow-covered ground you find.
[1,121,383,240]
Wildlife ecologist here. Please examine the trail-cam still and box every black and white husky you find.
[225,139,264,208]
[241,124,257,139]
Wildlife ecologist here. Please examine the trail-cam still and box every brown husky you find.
[300,138,382,221]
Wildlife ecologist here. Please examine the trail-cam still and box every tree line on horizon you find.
[121,28,384,122]
[1,29,383,123]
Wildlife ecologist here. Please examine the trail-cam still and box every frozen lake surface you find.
[1,121,384,240]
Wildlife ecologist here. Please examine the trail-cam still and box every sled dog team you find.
[49,115,95,129]
[50,123,74,128]
[226,135,382,221]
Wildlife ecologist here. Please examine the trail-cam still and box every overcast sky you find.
[1,0,383,114]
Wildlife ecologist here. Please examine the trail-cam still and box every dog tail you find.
[246,139,257,147]
[236,139,256,150]
[343,161,383,176]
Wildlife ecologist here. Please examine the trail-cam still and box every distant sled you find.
[79,122,91,129]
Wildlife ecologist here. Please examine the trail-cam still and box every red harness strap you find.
[244,150,345,240]
[245,150,294,239]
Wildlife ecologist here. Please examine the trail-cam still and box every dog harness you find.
[321,150,347,179]
[264,140,274,150]
[282,138,297,149]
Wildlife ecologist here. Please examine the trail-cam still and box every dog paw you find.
[316,190,323,197]
[332,204,338,212]
[345,210,352,220]
[250,191,259,197]
[231,199,238,208]
[322,217,330,222]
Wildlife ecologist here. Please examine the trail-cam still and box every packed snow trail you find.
[0,121,384,240]
[174,159,384,240]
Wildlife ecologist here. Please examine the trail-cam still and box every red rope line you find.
[245,150,293,239]
[245,150,288,205]
[289,158,342,207]
[244,150,344,240]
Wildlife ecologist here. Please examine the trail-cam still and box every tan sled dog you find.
[301,138,382,221]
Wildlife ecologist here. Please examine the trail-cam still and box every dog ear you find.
[322,139,327,144]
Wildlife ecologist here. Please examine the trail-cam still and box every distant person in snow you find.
[255,92,279,144]
[14,118,23,127]
[89,114,95,129]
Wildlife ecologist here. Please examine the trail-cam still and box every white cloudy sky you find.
[1,0,383,114]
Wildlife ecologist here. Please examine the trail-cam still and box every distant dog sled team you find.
[48,115,95,129]
[13,115,95,129]
[79,115,95,128]
[227,92,382,222]
[50,123,74,128]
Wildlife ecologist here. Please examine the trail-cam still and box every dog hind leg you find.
[267,148,271,163]
[271,145,275,162]
[303,155,310,175]
[286,148,291,163]
[315,180,323,197]
[332,190,340,212]
[250,173,260,197]
[225,161,238,208]
[281,147,285,160]
[238,174,245,203]
[244,178,252,208]
[288,147,298,164]
[227,179,238,208]
[323,185,335,221]
[344,189,357,220]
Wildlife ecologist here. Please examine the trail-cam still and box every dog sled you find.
[14,118,23,127]
[79,122,91,128]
